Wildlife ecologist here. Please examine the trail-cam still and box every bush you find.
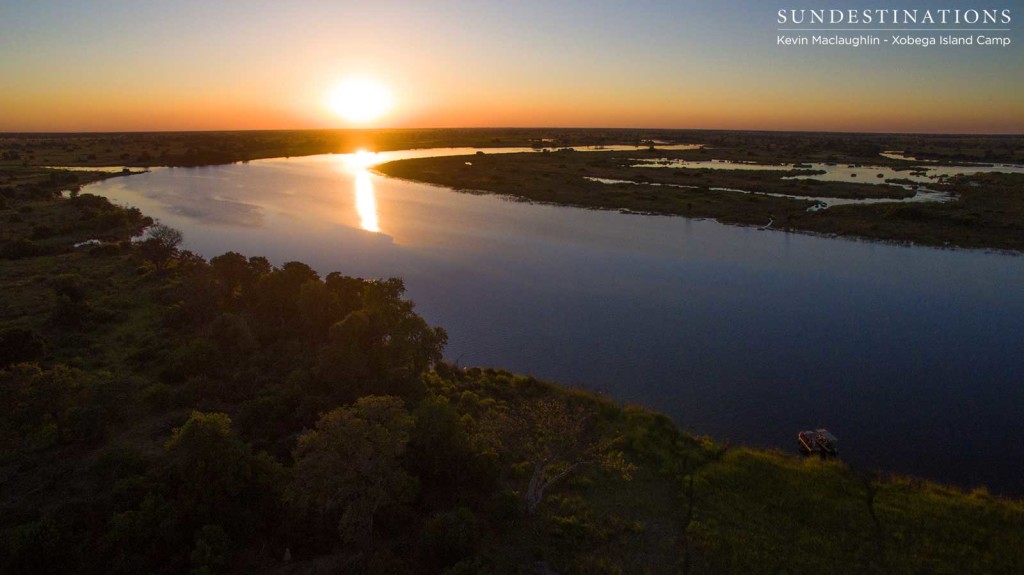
[88,243,121,257]
[441,557,494,575]
[164,338,220,383]
[61,404,108,444]
[190,524,231,575]
[164,412,285,542]
[30,225,56,239]
[419,507,480,568]
[52,296,90,328]
[51,274,86,303]
[0,327,46,367]
[1,238,45,259]
[1,516,74,573]
[141,383,174,412]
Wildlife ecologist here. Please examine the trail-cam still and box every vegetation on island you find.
[376,146,1024,252]
[2,154,1023,574]
[2,128,1020,170]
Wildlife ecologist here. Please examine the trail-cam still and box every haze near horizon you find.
[1,0,1020,134]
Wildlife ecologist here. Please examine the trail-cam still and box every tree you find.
[0,327,46,368]
[315,279,447,399]
[138,223,183,269]
[209,252,254,303]
[406,397,492,502]
[289,396,417,548]
[163,412,283,539]
[500,398,632,514]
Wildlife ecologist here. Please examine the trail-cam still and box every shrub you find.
[61,404,108,444]
[0,327,46,367]
[419,507,480,568]
[30,225,56,239]
[141,383,174,412]
[89,243,120,257]
[1,238,45,259]
[51,274,86,303]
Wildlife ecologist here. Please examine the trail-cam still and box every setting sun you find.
[326,78,394,124]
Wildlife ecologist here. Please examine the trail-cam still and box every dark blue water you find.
[86,151,1024,495]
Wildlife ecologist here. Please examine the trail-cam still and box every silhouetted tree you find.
[138,223,183,269]
[315,279,447,400]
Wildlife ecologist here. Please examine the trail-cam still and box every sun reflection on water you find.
[354,166,380,233]
[347,149,379,170]
[335,150,382,233]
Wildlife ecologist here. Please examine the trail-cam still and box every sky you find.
[0,0,1020,133]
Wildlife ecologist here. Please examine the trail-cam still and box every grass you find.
[432,371,1024,574]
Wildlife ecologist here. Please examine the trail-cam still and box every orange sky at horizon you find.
[1,2,1020,135]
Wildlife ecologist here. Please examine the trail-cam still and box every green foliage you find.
[407,396,495,502]
[442,556,494,575]
[689,449,878,574]
[873,479,1024,573]
[0,363,117,450]
[209,313,256,360]
[0,327,46,367]
[1,238,46,259]
[165,338,220,382]
[621,406,707,476]
[497,396,632,514]
[140,382,173,411]
[2,515,74,574]
[137,223,183,269]
[49,272,91,327]
[190,524,231,575]
[289,396,417,547]
[419,506,480,568]
[50,273,85,302]
[164,412,285,541]
[103,493,181,574]
[315,278,447,401]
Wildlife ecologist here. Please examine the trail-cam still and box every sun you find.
[327,78,394,124]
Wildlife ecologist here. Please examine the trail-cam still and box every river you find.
[82,148,1024,495]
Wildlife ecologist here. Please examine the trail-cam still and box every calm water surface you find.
[85,149,1024,495]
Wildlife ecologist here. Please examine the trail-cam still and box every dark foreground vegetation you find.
[2,158,1024,574]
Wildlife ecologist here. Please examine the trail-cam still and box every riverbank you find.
[2,164,1023,574]
[376,149,1024,252]
[2,129,1021,169]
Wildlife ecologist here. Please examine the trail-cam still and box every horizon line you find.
[1,126,1022,138]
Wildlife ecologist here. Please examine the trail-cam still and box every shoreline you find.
[375,150,1024,253]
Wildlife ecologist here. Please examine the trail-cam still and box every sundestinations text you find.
[777,8,1011,25]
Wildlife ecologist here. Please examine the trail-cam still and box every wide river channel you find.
[84,148,1024,495]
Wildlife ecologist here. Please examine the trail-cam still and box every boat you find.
[798,428,839,459]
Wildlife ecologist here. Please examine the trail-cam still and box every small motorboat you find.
[798,428,839,459]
